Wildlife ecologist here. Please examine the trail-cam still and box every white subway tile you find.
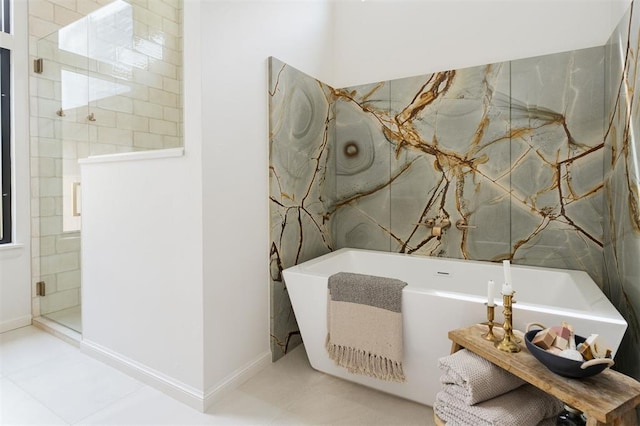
[163,106,181,122]
[76,1,104,16]
[149,119,177,136]
[89,108,117,128]
[162,47,182,67]
[134,132,163,149]
[149,88,177,107]
[54,195,64,216]
[89,143,118,157]
[38,157,56,177]
[39,198,57,218]
[129,83,149,101]
[130,0,149,8]
[133,68,163,89]
[31,179,40,200]
[40,236,57,256]
[133,100,163,119]
[56,270,81,291]
[40,252,79,275]
[162,77,180,95]
[97,126,133,146]
[39,216,63,237]
[38,274,58,295]
[53,4,82,27]
[94,96,134,114]
[36,79,56,101]
[29,0,54,21]
[37,117,56,138]
[150,1,177,23]
[39,289,80,315]
[76,141,90,159]
[56,235,81,254]
[135,8,162,29]
[162,17,180,37]
[61,121,89,142]
[39,178,63,197]
[149,59,176,79]
[117,113,149,131]
[48,0,77,11]
[29,16,61,39]
[36,138,61,159]
[163,135,182,148]
[62,140,77,159]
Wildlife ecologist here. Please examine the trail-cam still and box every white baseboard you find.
[32,316,81,347]
[203,351,271,411]
[0,315,32,333]
[81,339,271,413]
[81,339,206,411]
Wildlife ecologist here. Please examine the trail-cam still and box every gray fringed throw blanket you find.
[326,272,407,383]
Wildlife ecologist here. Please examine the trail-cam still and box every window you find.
[1,0,8,34]
[0,0,10,243]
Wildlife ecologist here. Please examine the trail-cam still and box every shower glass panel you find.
[86,0,184,154]
[32,0,184,333]
[34,29,88,332]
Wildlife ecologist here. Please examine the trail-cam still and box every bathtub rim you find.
[283,247,627,326]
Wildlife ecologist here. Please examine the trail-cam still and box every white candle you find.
[503,260,512,285]
[487,280,495,307]
[502,281,513,295]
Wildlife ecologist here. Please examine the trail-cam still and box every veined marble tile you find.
[604,1,640,385]
[268,58,335,360]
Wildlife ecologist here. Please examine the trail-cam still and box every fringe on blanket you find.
[326,337,406,383]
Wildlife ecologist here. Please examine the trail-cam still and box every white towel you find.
[434,384,564,426]
[439,349,525,405]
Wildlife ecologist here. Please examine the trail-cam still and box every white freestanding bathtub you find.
[283,248,628,406]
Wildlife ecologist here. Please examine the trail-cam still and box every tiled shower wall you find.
[604,2,640,385]
[269,47,607,361]
[29,0,183,316]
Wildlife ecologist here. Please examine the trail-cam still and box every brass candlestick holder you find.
[481,303,499,342]
[495,292,521,353]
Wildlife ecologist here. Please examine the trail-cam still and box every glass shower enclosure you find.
[31,0,183,333]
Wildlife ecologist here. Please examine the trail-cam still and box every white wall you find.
[198,0,333,398]
[80,149,206,406]
[330,0,631,87]
[79,1,205,408]
[0,0,31,333]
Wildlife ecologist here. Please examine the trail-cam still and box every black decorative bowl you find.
[525,329,614,379]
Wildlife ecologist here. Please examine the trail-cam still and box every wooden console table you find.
[437,325,640,426]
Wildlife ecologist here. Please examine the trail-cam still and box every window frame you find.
[0,46,10,244]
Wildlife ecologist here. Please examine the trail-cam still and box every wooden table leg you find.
[450,341,463,354]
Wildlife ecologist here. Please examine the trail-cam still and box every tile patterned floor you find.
[0,326,435,425]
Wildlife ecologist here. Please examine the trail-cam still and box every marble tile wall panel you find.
[269,58,336,361]
[508,48,605,283]
[604,1,640,386]
[271,51,607,360]
[334,65,513,259]
[334,51,604,282]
